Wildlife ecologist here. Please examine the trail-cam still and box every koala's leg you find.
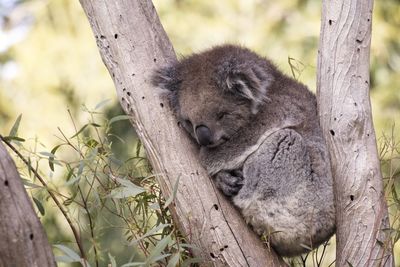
[235,129,310,202]
[232,129,335,256]
[213,170,244,197]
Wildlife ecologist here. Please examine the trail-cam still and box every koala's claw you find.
[214,170,244,197]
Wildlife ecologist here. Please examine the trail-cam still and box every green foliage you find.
[380,126,400,260]
[6,107,196,267]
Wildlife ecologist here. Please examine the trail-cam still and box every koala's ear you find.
[217,64,274,114]
[151,62,182,91]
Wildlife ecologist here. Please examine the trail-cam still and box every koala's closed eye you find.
[183,119,193,128]
[217,112,229,121]
[180,119,194,133]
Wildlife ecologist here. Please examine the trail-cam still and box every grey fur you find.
[152,45,335,257]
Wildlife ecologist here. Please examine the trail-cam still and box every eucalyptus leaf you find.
[108,185,145,199]
[55,255,78,263]
[8,114,22,137]
[22,178,41,189]
[108,253,117,267]
[95,99,111,110]
[129,223,170,246]
[2,136,25,142]
[33,197,45,216]
[146,234,172,264]
[70,123,101,138]
[39,151,56,158]
[53,244,81,261]
[120,263,145,267]
[49,144,62,171]
[166,253,180,267]
[109,114,131,125]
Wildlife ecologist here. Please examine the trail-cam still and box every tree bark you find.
[0,141,56,267]
[317,1,393,266]
[79,1,286,266]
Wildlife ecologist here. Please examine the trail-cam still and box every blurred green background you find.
[0,0,399,266]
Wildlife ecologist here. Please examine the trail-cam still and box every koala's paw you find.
[214,170,244,197]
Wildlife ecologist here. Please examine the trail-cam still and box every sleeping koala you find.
[152,45,335,257]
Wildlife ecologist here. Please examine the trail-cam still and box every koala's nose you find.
[195,125,212,146]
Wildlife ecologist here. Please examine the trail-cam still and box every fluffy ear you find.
[151,62,182,91]
[217,63,274,114]
[151,63,182,112]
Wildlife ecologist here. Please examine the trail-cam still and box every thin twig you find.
[316,241,328,266]
[78,186,99,267]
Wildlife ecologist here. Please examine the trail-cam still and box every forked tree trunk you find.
[79,1,286,266]
[0,142,56,267]
[317,0,393,266]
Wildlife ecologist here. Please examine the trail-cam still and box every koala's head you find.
[152,45,275,148]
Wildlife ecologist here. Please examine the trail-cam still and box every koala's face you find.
[176,79,252,147]
[152,45,275,148]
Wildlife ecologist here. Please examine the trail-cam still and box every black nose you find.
[195,125,212,146]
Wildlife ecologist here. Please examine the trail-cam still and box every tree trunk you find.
[79,1,286,266]
[317,0,393,266]
[0,141,56,267]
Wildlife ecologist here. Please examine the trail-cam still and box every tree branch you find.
[0,141,56,267]
[0,135,87,262]
[317,0,393,266]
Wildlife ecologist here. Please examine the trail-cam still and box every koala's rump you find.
[232,129,335,256]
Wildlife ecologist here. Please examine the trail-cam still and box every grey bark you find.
[0,141,56,267]
[79,1,287,266]
[317,0,393,266]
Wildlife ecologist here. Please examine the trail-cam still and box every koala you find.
[152,45,335,257]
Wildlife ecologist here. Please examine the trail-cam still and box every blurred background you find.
[0,0,399,266]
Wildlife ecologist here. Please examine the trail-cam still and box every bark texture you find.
[79,1,286,266]
[0,141,56,267]
[317,1,393,266]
